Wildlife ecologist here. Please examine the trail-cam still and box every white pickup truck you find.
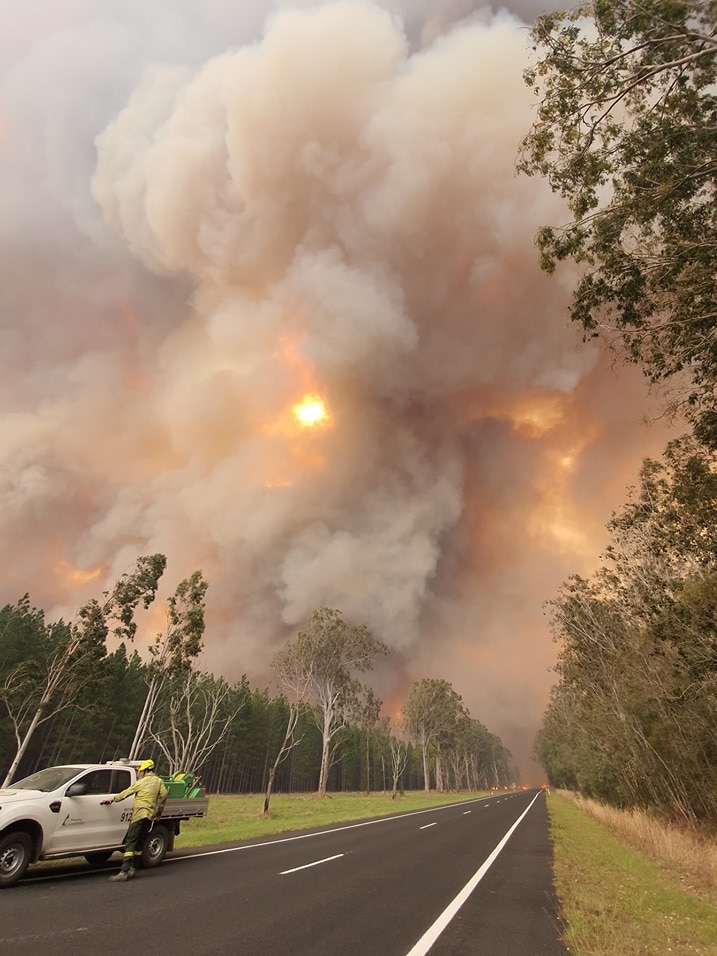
[0,761,209,887]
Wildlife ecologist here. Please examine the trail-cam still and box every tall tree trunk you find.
[317,713,332,796]
[129,675,160,759]
[421,736,431,793]
[365,733,370,795]
[263,765,277,815]
[2,707,43,787]
[263,702,300,815]
[435,756,444,793]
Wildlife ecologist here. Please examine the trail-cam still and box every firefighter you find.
[101,758,168,882]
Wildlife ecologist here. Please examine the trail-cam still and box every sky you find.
[0,0,679,783]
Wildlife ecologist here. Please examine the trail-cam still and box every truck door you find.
[49,769,132,853]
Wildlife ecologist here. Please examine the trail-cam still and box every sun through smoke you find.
[293,394,331,429]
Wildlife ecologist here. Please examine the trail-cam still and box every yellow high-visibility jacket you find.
[113,772,168,823]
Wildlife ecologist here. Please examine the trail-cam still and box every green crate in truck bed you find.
[160,771,203,799]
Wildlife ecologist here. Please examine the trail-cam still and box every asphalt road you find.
[1,789,567,955]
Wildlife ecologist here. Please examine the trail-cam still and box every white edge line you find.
[405,790,543,956]
[281,853,344,875]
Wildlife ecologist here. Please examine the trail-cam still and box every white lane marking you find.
[463,811,471,815]
[419,822,437,830]
[405,790,543,956]
[280,853,344,875]
[176,795,492,861]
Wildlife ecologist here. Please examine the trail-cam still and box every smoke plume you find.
[0,0,676,780]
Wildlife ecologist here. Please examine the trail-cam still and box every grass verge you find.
[548,791,717,955]
[176,789,490,845]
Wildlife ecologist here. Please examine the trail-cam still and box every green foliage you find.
[519,0,717,440]
[128,569,208,760]
[153,569,207,674]
[0,594,513,796]
[272,606,390,795]
[402,678,514,791]
[0,555,167,782]
[106,553,167,642]
[276,606,390,686]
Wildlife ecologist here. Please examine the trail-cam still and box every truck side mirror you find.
[65,782,88,797]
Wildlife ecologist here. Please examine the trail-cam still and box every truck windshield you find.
[8,767,84,792]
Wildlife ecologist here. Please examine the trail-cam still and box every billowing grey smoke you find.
[0,0,676,779]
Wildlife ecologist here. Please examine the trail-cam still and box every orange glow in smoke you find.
[509,397,566,437]
[54,560,105,589]
[264,390,333,439]
[260,391,333,488]
[259,332,334,486]
[293,393,330,429]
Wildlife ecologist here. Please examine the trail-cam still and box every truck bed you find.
[160,796,209,819]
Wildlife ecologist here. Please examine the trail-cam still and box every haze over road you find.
[2,790,565,955]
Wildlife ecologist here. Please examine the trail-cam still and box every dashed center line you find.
[280,853,344,875]
[419,822,437,830]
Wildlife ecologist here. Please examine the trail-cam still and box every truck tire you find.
[84,850,114,865]
[140,824,169,868]
[0,831,33,888]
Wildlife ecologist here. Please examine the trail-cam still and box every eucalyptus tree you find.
[519,0,717,442]
[148,669,240,776]
[264,641,316,814]
[129,570,207,759]
[349,686,382,794]
[273,607,390,797]
[0,597,48,777]
[1,554,166,786]
[367,714,390,793]
[389,730,409,800]
[402,678,465,793]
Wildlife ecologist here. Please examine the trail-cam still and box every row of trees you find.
[0,586,515,800]
[519,0,717,827]
[521,0,717,829]
[535,436,717,826]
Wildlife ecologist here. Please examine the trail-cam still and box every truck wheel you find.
[84,850,114,865]
[140,824,169,868]
[0,831,33,888]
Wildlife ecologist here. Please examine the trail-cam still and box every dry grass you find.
[549,793,717,955]
[561,791,717,902]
